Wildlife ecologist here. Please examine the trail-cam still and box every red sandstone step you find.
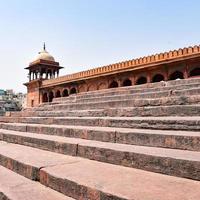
[52,78,200,103]
[0,166,73,200]
[53,90,171,104]
[52,83,199,105]
[1,116,199,131]
[10,105,200,118]
[0,129,200,180]
[1,122,200,151]
[0,141,200,200]
[34,95,200,112]
[52,87,200,105]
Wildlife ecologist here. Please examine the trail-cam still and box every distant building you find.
[0,90,26,115]
[0,89,6,101]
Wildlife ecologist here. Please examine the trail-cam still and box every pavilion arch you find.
[152,74,165,83]
[70,87,77,94]
[109,81,119,88]
[62,89,69,97]
[55,90,61,98]
[42,92,48,103]
[49,91,54,102]
[169,71,184,80]
[189,67,200,77]
[136,76,147,85]
[122,79,132,87]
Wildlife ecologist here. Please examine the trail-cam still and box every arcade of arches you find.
[41,66,200,103]
[25,44,200,107]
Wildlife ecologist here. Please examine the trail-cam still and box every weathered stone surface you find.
[1,123,200,151]
[0,141,200,200]
[52,88,200,105]
[8,105,200,118]
[34,95,200,111]
[0,130,200,180]
[1,116,199,131]
[41,157,200,200]
[52,79,200,103]
[0,141,80,180]
[0,166,73,200]
[0,116,200,131]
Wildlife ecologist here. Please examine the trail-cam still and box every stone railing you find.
[42,45,200,87]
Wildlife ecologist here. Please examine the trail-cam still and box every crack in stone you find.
[39,160,81,171]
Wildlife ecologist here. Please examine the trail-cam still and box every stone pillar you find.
[50,70,53,78]
[130,77,135,85]
[45,69,48,79]
[29,72,31,81]
[164,66,169,81]
[147,73,151,83]
[184,64,189,79]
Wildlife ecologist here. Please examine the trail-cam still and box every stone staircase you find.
[0,78,200,200]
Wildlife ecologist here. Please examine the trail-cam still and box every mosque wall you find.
[24,45,200,107]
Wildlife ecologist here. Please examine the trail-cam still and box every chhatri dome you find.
[34,43,55,62]
[26,43,63,84]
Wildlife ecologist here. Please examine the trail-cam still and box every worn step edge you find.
[0,129,200,180]
[0,141,200,200]
[52,79,200,103]
[1,122,200,151]
[0,116,200,131]
[0,165,73,200]
[35,95,200,111]
[52,87,200,105]
[10,105,200,118]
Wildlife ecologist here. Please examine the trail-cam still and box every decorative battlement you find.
[42,45,200,87]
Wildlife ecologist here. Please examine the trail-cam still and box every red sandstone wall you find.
[26,82,41,107]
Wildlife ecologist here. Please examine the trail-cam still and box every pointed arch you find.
[49,91,54,102]
[42,92,48,103]
[136,76,147,85]
[62,89,69,97]
[189,68,200,77]
[169,71,184,80]
[70,87,77,94]
[109,81,119,88]
[152,74,164,83]
[55,90,61,98]
[122,79,132,87]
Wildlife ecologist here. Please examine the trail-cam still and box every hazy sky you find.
[0,0,200,92]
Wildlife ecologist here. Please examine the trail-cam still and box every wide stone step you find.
[35,95,200,111]
[1,123,200,151]
[0,166,73,200]
[0,129,200,180]
[12,105,200,118]
[1,116,199,131]
[52,87,200,105]
[53,79,200,103]
[0,141,200,200]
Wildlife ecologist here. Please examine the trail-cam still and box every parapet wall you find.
[42,45,200,87]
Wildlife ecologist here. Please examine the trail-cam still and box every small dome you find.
[34,43,55,62]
